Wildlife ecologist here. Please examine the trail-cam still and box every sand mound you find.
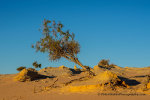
[14,68,39,82]
[93,71,128,87]
[39,65,73,77]
[93,65,104,75]
[61,71,129,93]
[94,71,118,83]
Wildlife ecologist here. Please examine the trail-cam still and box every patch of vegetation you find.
[33,61,42,69]
[98,59,116,69]
[16,66,26,71]
[17,61,41,73]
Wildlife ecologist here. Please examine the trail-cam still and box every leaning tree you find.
[32,19,89,70]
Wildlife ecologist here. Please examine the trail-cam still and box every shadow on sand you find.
[118,76,141,86]
[70,69,82,74]
[33,74,56,81]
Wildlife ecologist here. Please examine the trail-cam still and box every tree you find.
[32,19,88,70]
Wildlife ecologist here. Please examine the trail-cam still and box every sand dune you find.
[1,65,150,100]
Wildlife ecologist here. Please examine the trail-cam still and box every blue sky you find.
[0,0,150,74]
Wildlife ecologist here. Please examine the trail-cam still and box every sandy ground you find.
[1,66,150,100]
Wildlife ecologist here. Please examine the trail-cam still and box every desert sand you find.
[1,65,150,100]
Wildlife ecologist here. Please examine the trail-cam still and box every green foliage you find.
[98,59,109,67]
[32,19,80,61]
[32,61,42,69]
[16,66,26,71]
[98,59,116,69]
[38,64,41,68]
[32,19,86,69]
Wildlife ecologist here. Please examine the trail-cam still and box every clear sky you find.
[0,0,150,74]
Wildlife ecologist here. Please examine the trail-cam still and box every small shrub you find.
[98,59,116,69]
[98,59,109,68]
[33,61,42,69]
[16,66,26,71]
[38,64,41,68]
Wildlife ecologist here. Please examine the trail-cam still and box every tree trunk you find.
[74,57,95,76]
[63,55,95,76]
[73,57,88,70]
[63,55,89,70]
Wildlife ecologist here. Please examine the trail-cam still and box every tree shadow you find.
[33,74,56,81]
[132,75,148,78]
[70,69,82,74]
[118,76,141,86]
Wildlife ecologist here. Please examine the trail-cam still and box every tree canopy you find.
[33,19,88,70]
